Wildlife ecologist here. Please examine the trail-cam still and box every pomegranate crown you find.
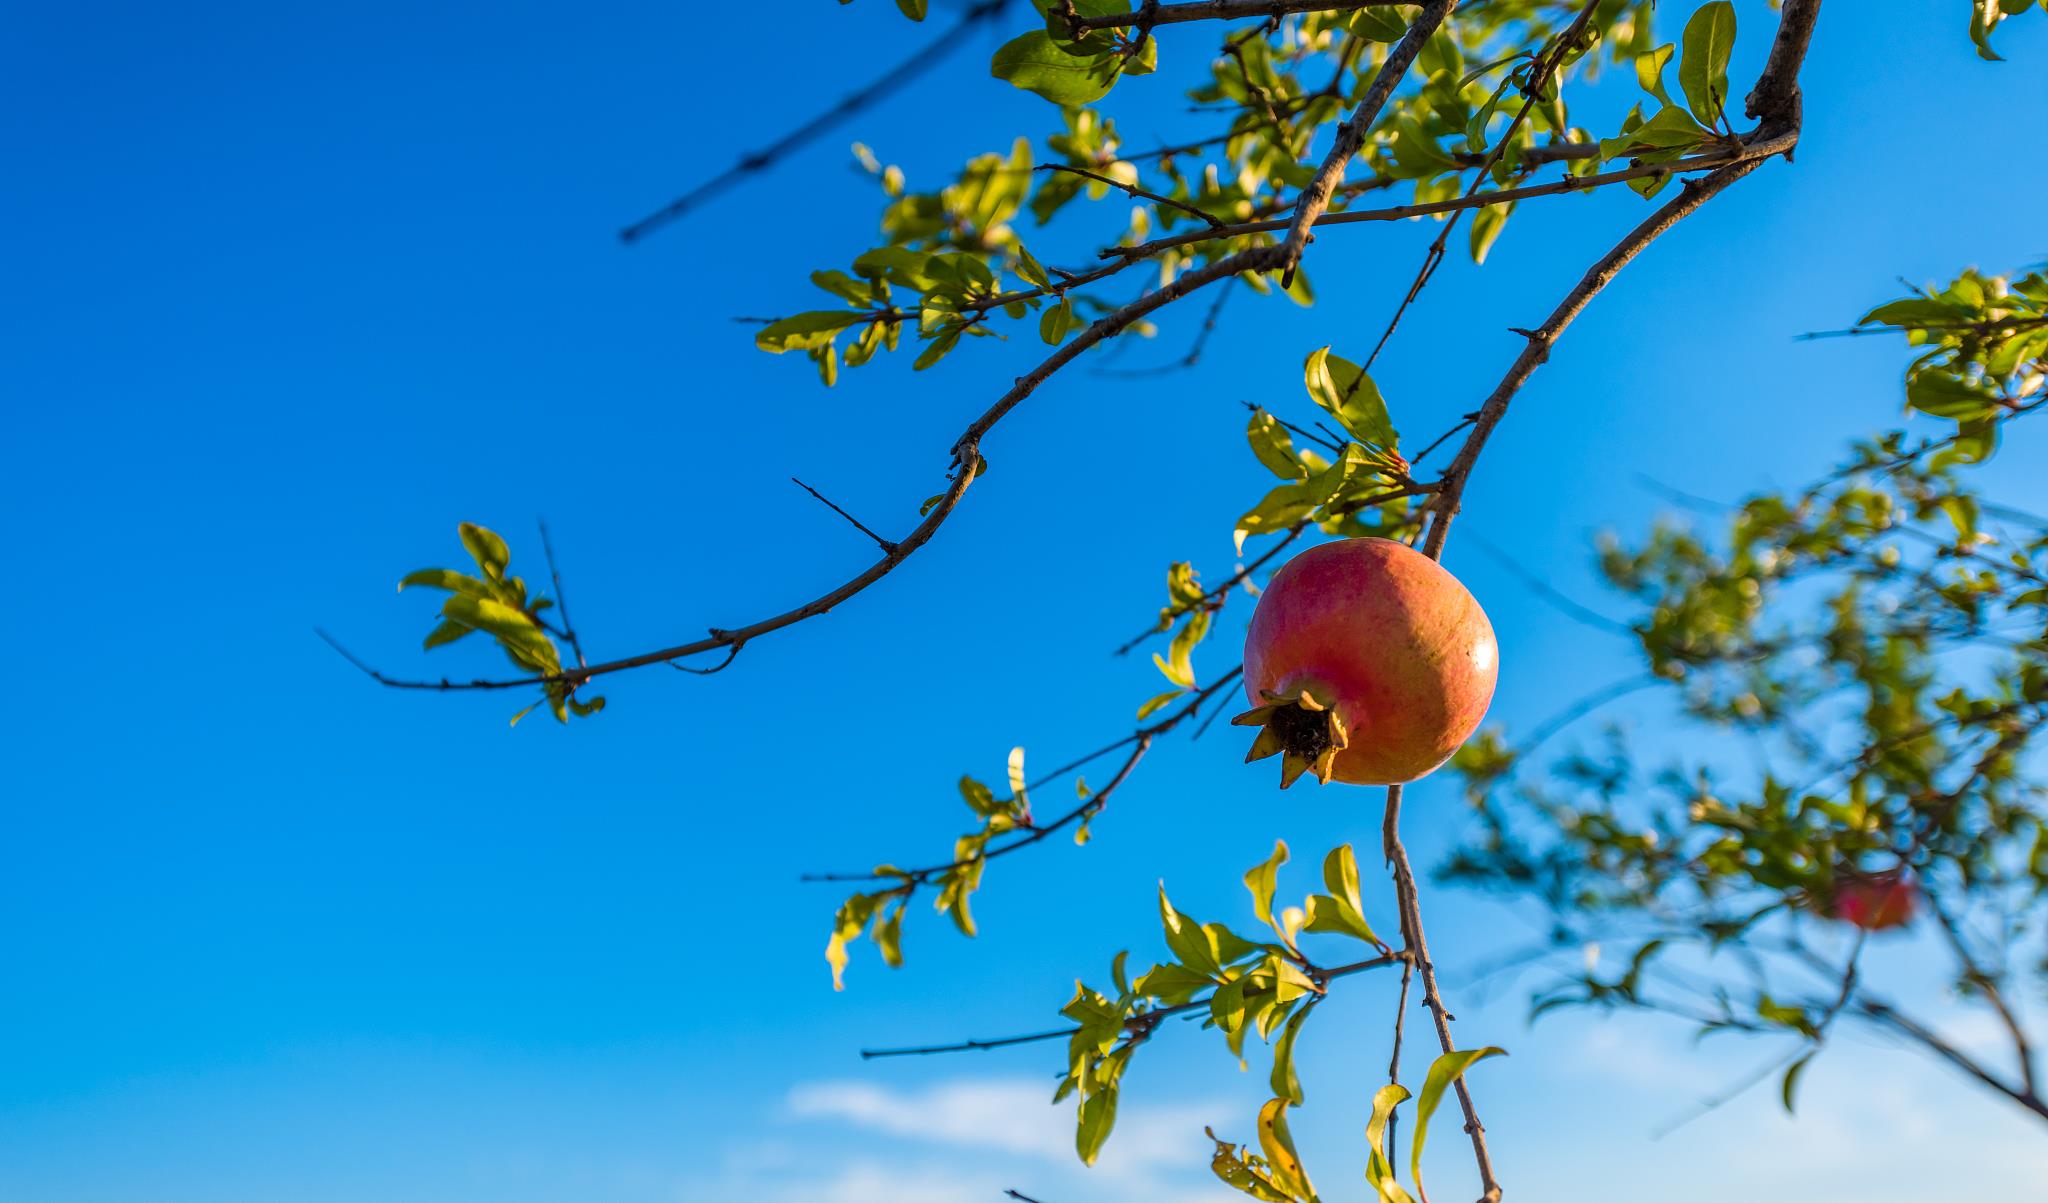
[1232,687,1349,788]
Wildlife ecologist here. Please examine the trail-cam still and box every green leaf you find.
[1040,297,1079,345]
[1678,2,1736,128]
[1304,347,1398,448]
[755,310,864,353]
[1600,105,1710,162]
[1634,43,1675,106]
[1234,481,1317,550]
[442,594,559,674]
[810,269,873,305]
[1247,410,1306,480]
[1254,1098,1314,1202]
[1907,369,1999,420]
[958,774,1000,816]
[1324,845,1366,917]
[1860,297,1973,327]
[1269,1001,1314,1105]
[1077,1081,1119,1165]
[458,522,510,580]
[1152,650,1194,689]
[1347,8,1410,42]
[1243,840,1290,932]
[1015,244,1052,289]
[1469,201,1510,265]
[422,618,470,650]
[1136,688,1186,720]
[851,246,935,289]
[1412,1047,1506,1196]
[1365,1083,1415,1203]
[1160,885,1223,979]
[991,31,1120,106]
[895,0,927,19]
[1781,1050,1816,1113]
[912,325,963,370]
[398,567,490,597]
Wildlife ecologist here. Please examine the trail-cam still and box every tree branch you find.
[1418,141,1787,559]
[1112,145,1771,265]
[1383,782,1501,1202]
[1074,0,1407,31]
[1276,0,1456,282]
[792,476,900,553]
[619,0,1011,242]
[860,950,1404,1058]
[1858,1000,2048,1122]
[338,0,1478,698]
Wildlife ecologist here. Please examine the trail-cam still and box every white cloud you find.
[783,1076,1227,1180]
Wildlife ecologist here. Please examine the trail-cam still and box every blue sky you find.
[5,2,2046,1200]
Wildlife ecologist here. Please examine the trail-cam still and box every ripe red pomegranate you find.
[1824,869,1916,931]
[1235,537,1497,787]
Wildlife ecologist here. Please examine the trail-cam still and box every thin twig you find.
[537,519,586,669]
[1094,275,1237,376]
[1457,529,1634,637]
[1275,0,1457,285]
[1922,882,2038,1097]
[334,0,1461,699]
[1075,0,1408,31]
[1040,163,1227,230]
[1421,139,1794,560]
[792,477,900,553]
[1114,524,1304,655]
[1361,0,1607,372]
[619,0,1011,242]
[802,667,1244,885]
[861,951,1403,1058]
[1859,1000,2048,1122]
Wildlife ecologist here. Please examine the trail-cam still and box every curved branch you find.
[1418,142,1787,559]
[339,1,1465,699]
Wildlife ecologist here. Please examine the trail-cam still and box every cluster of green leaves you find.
[1054,841,1389,1164]
[1202,1046,1505,1203]
[1438,275,2048,1111]
[1236,347,1416,550]
[824,746,1053,988]
[1862,266,2048,464]
[1589,1,1744,197]
[398,523,603,724]
[1136,561,1217,719]
[991,1,1159,108]
[760,1,1765,386]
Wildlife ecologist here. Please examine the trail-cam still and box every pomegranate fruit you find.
[1823,869,1915,931]
[1235,537,1497,787]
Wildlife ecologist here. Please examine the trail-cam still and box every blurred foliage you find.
[1442,267,2048,1115]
